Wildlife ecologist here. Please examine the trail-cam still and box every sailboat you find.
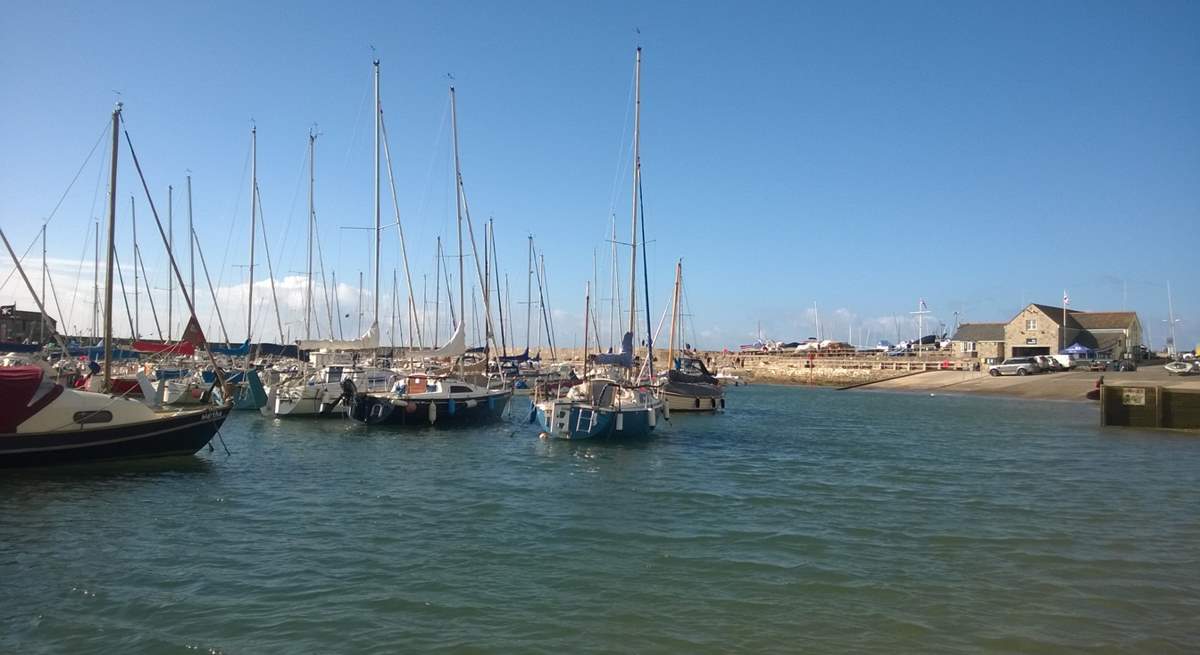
[658,260,724,412]
[534,47,665,440]
[347,79,511,426]
[0,104,232,467]
[263,68,396,418]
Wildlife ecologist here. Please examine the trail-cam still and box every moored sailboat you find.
[658,260,725,412]
[534,48,665,439]
[347,72,511,426]
[0,104,231,467]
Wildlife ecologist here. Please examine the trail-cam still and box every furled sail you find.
[594,331,634,368]
[425,322,467,359]
[297,322,379,352]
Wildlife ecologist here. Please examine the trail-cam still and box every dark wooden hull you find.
[0,406,232,468]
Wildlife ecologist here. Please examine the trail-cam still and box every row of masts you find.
[15,54,655,370]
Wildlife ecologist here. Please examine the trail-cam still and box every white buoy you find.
[428,402,437,424]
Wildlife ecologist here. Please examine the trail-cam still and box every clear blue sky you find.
[2,1,1197,351]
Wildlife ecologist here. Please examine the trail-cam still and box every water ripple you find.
[2,386,1198,653]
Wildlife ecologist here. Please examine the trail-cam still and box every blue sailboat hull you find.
[535,401,658,440]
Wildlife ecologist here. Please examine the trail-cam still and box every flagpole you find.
[1062,290,1068,352]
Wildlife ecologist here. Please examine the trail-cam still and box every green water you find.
[2,386,1197,653]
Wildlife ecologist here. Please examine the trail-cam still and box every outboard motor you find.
[339,377,358,406]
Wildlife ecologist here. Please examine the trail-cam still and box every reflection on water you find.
[2,385,1198,654]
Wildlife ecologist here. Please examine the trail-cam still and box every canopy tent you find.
[1060,342,1094,355]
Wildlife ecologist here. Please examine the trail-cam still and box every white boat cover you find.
[425,322,467,359]
[297,322,379,352]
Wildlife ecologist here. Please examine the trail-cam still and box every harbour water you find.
[2,386,1198,653]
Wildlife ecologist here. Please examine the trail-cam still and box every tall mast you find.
[627,47,642,337]
[39,224,46,343]
[483,220,490,356]
[131,195,138,338]
[372,59,381,328]
[103,104,122,390]
[491,219,508,356]
[93,219,99,338]
[434,237,442,345]
[450,86,465,332]
[167,184,173,341]
[332,269,342,339]
[1167,280,1177,356]
[187,174,195,308]
[525,235,533,351]
[582,282,591,380]
[247,125,257,344]
[668,260,681,369]
[609,216,618,350]
[306,129,316,340]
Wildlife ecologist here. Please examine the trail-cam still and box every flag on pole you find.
[1063,290,1070,307]
[919,298,927,311]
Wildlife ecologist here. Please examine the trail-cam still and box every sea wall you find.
[736,360,910,387]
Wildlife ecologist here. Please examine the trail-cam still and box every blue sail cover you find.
[594,332,635,368]
[255,343,299,358]
[499,348,530,363]
[64,343,139,360]
[209,340,251,357]
[0,341,43,354]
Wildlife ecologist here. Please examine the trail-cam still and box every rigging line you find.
[379,109,425,348]
[273,140,310,281]
[412,98,452,249]
[0,117,111,294]
[255,182,286,343]
[638,172,654,380]
[45,243,69,341]
[134,245,164,340]
[209,140,251,329]
[604,65,637,236]
[66,220,93,336]
[341,68,375,174]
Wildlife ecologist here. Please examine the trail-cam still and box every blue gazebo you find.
[1060,342,1094,356]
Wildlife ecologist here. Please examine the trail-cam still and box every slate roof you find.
[951,323,1005,342]
[1028,304,1081,328]
[1073,312,1138,330]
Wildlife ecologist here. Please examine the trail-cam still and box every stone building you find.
[951,304,1143,362]
[950,323,1005,364]
[0,304,57,343]
[1004,303,1141,360]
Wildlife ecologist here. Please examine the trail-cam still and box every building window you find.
[73,410,112,424]
[1025,319,1037,330]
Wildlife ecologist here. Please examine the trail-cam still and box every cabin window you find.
[1025,319,1037,330]
[450,385,473,394]
[73,410,113,424]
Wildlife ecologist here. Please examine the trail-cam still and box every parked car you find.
[1108,359,1137,372]
[1034,355,1063,372]
[989,357,1040,376]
